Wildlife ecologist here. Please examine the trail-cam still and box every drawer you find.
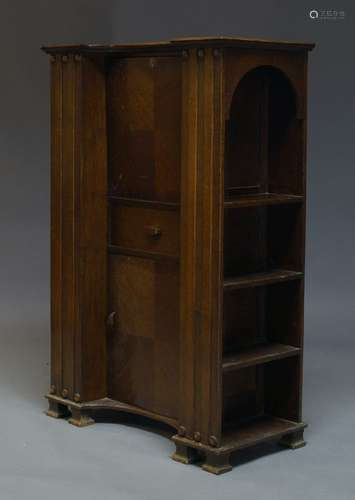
[110,205,180,258]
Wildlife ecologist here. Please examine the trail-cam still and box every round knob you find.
[145,226,162,239]
[178,426,186,437]
[193,431,201,442]
[209,435,218,447]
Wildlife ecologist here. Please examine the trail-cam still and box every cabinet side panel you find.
[61,57,77,400]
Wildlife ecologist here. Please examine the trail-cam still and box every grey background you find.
[0,1,354,498]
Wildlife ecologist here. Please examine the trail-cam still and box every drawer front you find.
[110,205,180,258]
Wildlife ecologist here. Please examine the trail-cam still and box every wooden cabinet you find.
[43,36,314,474]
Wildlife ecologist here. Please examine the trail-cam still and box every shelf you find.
[224,193,303,208]
[224,269,303,291]
[220,416,306,452]
[222,343,301,372]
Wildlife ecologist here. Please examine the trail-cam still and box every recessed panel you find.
[107,57,182,202]
[108,255,180,419]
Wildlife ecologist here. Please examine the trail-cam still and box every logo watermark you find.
[309,9,345,20]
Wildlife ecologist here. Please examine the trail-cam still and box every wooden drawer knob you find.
[145,226,162,239]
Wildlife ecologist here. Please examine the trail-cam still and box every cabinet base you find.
[45,395,307,475]
[172,418,307,474]
[45,393,179,429]
[46,396,95,427]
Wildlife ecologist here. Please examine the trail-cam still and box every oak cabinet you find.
[43,36,314,474]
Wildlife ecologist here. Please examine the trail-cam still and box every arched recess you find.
[225,66,303,197]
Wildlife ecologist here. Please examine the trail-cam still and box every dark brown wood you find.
[224,193,303,208]
[222,343,301,372]
[46,394,179,429]
[110,204,179,258]
[44,35,314,474]
[173,416,306,453]
[224,269,303,291]
[42,36,315,56]
[201,452,232,475]
[49,54,107,403]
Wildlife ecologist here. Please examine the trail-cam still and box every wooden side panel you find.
[60,57,77,400]
[223,288,266,353]
[222,367,264,425]
[50,54,107,402]
[179,49,224,446]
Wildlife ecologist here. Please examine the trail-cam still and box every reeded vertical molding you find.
[49,54,107,402]
[179,48,224,446]
[195,48,224,446]
[179,48,199,440]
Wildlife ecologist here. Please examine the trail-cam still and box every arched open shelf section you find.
[224,65,304,205]
[221,65,307,442]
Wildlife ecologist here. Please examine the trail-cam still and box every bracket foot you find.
[171,443,199,464]
[68,407,95,427]
[46,400,70,419]
[279,430,306,449]
[201,452,232,475]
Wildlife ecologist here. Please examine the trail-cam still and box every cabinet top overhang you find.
[42,35,315,55]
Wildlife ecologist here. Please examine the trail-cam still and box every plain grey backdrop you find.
[0,1,354,498]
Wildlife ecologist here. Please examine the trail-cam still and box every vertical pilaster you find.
[179,48,224,446]
[49,54,107,403]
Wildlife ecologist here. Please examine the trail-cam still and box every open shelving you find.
[220,65,306,446]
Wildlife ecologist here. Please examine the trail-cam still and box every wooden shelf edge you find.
[224,269,303,291]
[224,193,304,208]
[222,343,301,372]
[220,416,306,452]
